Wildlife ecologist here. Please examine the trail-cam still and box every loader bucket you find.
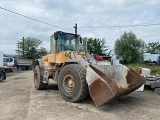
[69,52,146,107]
[86,65,146,107]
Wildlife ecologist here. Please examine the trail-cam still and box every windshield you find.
[79,39,87,52]
[3,58,9,62]
[56,33,86,52]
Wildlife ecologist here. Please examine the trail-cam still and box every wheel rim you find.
[34,72,38,87]
[63,74,75,92]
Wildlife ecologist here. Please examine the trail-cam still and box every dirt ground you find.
[0,71,160,120]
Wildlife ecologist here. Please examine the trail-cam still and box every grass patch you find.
[126,64,160,75]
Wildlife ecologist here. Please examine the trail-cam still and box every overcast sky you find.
[0,0,160,54]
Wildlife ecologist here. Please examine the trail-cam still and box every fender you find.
[34,59,45,76]
[63,60,77,65]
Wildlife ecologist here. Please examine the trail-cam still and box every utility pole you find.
[74,23,77,35]
[22,37,25,57]
[17,42,20,56]
[74,23,78,51]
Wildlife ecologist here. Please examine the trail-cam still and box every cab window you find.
[10,58,13,62]
[50,36,55,53]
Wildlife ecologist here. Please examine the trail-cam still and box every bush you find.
[127,64,160,75]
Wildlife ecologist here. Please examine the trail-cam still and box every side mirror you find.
[79,37,82,44]
[54,33,58,40]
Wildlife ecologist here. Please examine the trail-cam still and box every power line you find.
[19,0,42,13]
[78,23,160,30]
[0,6,72,31]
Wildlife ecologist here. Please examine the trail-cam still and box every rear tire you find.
[34,65,48,90]
[0,71,5,82]
[58,64,88,102]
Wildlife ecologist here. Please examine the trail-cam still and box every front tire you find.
[58,64,88,102]
[34,65,48,90]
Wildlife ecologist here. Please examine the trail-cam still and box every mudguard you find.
[34,59,45,76]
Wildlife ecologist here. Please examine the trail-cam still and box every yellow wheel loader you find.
[33,31,145,107]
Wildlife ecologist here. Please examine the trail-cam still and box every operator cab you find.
[50,31,86,53]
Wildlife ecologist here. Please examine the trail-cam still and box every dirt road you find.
[0,71,160,120]
[0,71,32,120]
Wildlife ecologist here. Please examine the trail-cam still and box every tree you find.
[87,38,112,56]
[16,37,48,60]
[146,41,160,53]
[114,31,145,64]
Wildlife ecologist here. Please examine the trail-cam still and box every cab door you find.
[8,57,14,67]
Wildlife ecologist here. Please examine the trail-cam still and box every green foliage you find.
[127,64,160,75]
[114,31,145,64]
[87,38,112,56]
[146,41,160,53]
[16,37,48,59]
